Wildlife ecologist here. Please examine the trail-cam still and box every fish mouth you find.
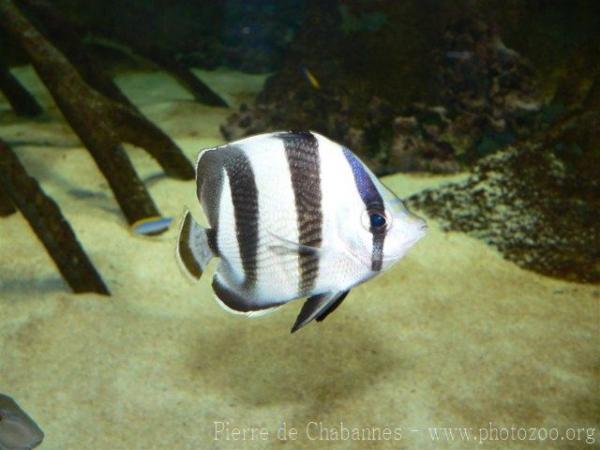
[341,220,427,268]
[381,221,428,262]
[415,221,428,238]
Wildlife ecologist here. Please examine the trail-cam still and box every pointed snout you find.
[408,211,427,238]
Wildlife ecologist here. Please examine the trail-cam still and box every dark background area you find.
[1,0,598,281]
[3,0,598,84]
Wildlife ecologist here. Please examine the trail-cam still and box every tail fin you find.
[176,210,214,280]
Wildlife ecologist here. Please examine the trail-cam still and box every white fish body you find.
[177,131,426,332]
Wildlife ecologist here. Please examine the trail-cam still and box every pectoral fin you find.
[291,290,350,333]
[267,231,322,255]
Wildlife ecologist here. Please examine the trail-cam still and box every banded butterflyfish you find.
[177,131,426,333]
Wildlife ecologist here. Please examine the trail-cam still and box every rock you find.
[434,17,540,163]
[388,105,461,173]
[408,145,600,283]
[222,9,542,175]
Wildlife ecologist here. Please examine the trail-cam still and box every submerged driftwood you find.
[0,57,42,117]
[0,0,188,225]
[20,0,227,108]
[0,139,109,295]
[18,0,200,177]
[121,39,229,108]
[0,183,15,216]
[19,0,136,109]
[10,0,195,182]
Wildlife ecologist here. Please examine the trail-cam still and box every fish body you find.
[177,131,426,332]
[0,394,44,450]
[446,50,473,61]
[300,66,320,89]
[130,216,173,236]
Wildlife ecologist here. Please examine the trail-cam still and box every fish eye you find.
[360,208,391,232]
[369,212,387,229]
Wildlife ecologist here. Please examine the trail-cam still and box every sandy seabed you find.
[0,66,598,450]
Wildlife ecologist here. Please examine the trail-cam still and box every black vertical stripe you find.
[341,147,387,272]
[206,228,219,255]
[222,146,259,288]
[281,131,323,293]
[371,234,384,271]
[196,149,224,255]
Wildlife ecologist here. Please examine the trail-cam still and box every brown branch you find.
[111,104,195,177]
[0,139,109,295]
[143,48,229,108]
[17,0,195,180]
[0,57,42,116]
[18,0,134,107]
[0,182,16,216]
[19,0,227,108]
[0,0,161,225]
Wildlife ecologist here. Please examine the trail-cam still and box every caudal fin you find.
[176,210,214,280]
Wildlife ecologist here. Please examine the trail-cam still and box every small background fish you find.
[130,216,174,236]
[300,65,320,89]
[177,131,426,332]
[0,394,44,450]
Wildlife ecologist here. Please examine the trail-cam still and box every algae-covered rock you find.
[407,34,600,283]
[408,145,600,283]
[221,3,543,174]
[220,0,600,176]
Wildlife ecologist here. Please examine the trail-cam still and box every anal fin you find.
[212,272,285,317]
[291,290,350,333]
